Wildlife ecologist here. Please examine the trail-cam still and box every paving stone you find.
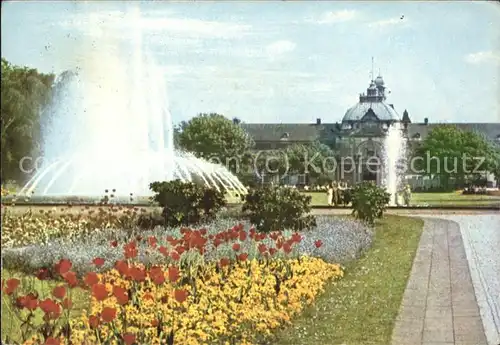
[406,276,430,292]
[402,288,428,306]
[452,302,481,317]
[423,316,454,343]
[397,304,426,321]
[391,335,422,345]
[454,333,488,344]
[402,296,427,307]
[392,319,424,344]
[453,316,485,336]
[450,270,474,287]
[425,306,452,319]
[449,248,468,262]
[452,289,477,305]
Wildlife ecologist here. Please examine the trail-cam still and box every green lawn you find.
[303,191,500,207]
[273,215,424,345]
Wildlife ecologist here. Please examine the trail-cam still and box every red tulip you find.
[84,272,99,287]
[173,289,188,303]
[122,333,136,345]
[92,257,105,267]
[55,259,72,275]
[101,307,117,323]
[3,278,20,295]
[51,285,66,299]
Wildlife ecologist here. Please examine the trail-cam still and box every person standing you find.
[327,182,334,206]
[331,180,339,206]
[338,181,345,206]
[343,182,352,206]
[403,184,412,207]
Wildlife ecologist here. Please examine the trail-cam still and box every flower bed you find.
[1,205,143,248]
[2,225,343,345]
[2,215,372,276]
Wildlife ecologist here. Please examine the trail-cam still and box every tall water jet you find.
[381,122,407,205]
[19,5,246,198]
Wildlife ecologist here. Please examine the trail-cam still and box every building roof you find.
[241,122,500,144]
[240,123,321,142]
[343,101,400,122]
[407,123,500,145]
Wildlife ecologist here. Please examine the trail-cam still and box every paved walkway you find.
[391,218,488,345]
[310,208,500,216]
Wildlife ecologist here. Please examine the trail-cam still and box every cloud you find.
[313,10,357,24]
[265,40,296,58]
[138,18,250,39]
[368,16,408,28]
[465,51,500,65]
[59,10,251,39]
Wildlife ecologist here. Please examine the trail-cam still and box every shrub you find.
[242,186,316,232]
[149,180,226,227]
[350,181,390,225]
[136,209,165,230]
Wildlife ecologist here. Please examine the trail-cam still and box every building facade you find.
[241,74,500,187]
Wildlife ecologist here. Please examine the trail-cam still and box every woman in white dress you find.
[327,182,334,206]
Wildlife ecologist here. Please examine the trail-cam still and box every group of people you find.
[326,181,352,207]
[325,181,413,207]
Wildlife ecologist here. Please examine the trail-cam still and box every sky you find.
[2,1,500,124]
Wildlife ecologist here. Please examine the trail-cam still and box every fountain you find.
[381,122,407,206]
[18,5,247,199]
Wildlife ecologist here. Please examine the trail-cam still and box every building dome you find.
[374,75,384,86]
[342,101,400,122]
[342,73,399,123]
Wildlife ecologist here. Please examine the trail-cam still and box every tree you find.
[250,141,336,185]
[176,113,255,174]
[285,141,336,179]
[1,58,55,182]
[413,125,500,189]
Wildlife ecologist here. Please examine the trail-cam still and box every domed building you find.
[334,74,408,185]
[240,71,500,187]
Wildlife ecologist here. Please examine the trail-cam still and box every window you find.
[297,174,306,184]
[364,121,377,129]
